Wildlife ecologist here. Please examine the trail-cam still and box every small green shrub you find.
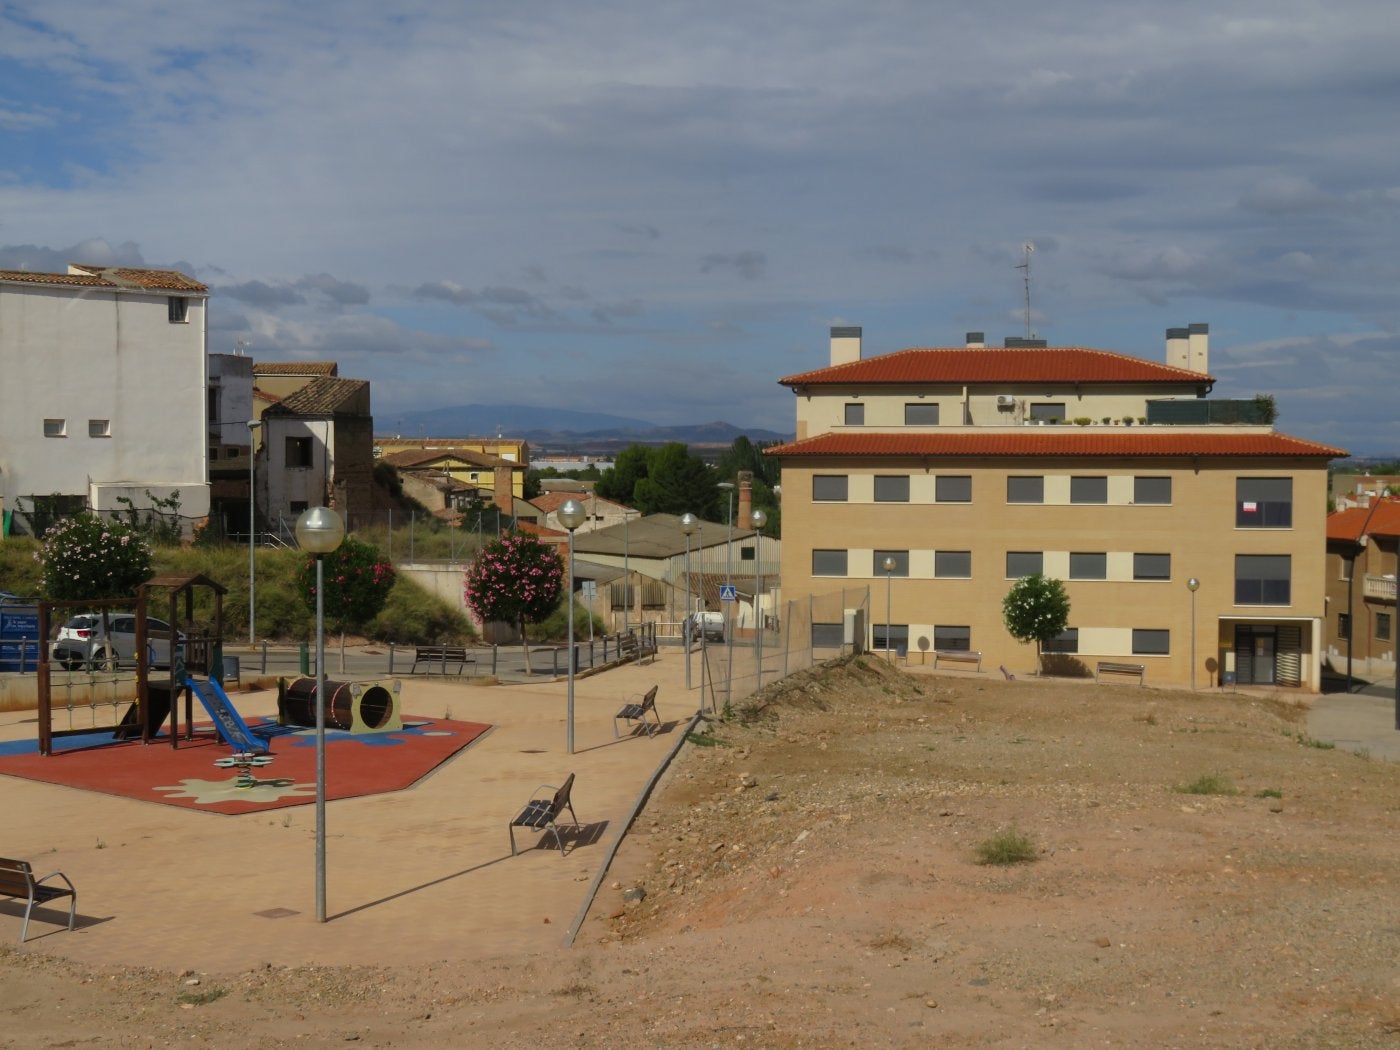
[1073,417,1092,426]
[1255,788,1283,799]
[176,987,226,1006]
[1175,773,1238,796]
[973,828,1038,866]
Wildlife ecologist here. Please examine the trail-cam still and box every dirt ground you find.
[4,658,1400,1048]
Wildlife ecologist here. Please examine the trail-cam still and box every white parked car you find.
[51,613,182,671]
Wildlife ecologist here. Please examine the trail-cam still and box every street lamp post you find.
[1187,577,1200,691]
[882,556,897,664]
[751,508,767,686]
[622,509,639,637]
[295,506,345,924]
[559,499,586,754]
[247,420,262,646]
[680,513,698,690]
[718,482,735,707]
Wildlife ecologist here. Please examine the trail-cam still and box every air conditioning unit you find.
[996,394,1018,409]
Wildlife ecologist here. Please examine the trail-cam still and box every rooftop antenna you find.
[1016,242,1035,340]
[235,338,249,356]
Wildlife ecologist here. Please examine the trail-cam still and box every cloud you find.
[0,238,146,271]
[220,279,305,307]
[700,250,766,281]
[295,272,370,305]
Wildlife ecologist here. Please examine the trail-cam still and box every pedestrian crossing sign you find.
[719,585,738,602]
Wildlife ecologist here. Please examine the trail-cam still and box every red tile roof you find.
[765,430,1346,459]
[381,448,513,470]
[253,362,339,376]
[0,265,207,292]
[780,347,1212,387]
[1327,500,1400,541]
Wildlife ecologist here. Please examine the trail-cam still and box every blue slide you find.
[182,675,272,755]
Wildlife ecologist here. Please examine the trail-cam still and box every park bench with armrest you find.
[0,857,77,943]
[410,645,473,675]
[614,684,661,738]
[508,774,580,856]
[933,649,983,672]
[1096,661,1146,685]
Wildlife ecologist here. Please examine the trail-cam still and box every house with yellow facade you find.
[766,326,1344,689]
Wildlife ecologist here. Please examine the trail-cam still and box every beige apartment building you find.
[767,326,1345,689]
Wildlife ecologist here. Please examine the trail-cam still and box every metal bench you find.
[614,684,661,738]
[1096,661,1146,686]
[933,649,983,672]
[508,773,580,857]
[410,645,472,675]
[0,857,77,943]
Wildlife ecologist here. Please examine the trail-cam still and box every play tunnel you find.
[278,677,403,734]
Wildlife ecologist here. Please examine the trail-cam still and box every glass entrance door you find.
[1234,625,1277,685]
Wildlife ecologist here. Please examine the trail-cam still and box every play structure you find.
[277,676,403,733]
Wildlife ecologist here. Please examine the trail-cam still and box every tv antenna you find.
[1015,242,1035,340]
[235,338,249,356]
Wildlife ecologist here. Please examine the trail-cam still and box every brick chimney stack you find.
[737,471,753,528]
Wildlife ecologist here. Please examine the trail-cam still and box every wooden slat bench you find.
[508,774,580,856]
[0,857,77,943]
[933,649,983,672]
[410,645,473,675]
[616,632,655,664]
[1096,661,1146,686]
[615,684,661,738]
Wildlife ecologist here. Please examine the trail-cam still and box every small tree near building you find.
[1002,573,1070,673]
[296,535,397,670]
[463,531,565,672]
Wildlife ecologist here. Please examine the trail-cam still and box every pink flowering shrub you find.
[296,535,397,633]
[463,531,564,638]
[37,515,153,600]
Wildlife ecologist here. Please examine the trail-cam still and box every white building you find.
[0,264,210,534]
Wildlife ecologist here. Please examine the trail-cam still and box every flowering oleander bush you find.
[35,515,153,600]
[1002,572,1070,670]
[296,535,396,632]
[463,531,564,643]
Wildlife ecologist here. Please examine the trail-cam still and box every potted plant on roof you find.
[1121,415,1134,426]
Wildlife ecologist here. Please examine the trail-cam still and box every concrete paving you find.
[1307,680,1400,762]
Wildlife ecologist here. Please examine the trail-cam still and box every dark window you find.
[1007,476,1044,503]
[812,475,848,501]
[872,624,909,652]
[1069,552,1107,579]
[904,402,939,425]
[874,550,909,577]
[1133,553,1171,580]
[1237,477,1292,528]
[43,418,65,438]
[1070,476,1107,504]
[168,296,189,323]
[1029,402,1066,422]
[812,549,848,576]
[285,436,313,468]
[610,583,636,610]
[1132,629,1170,655]
[1235,554,1291,604]
[1134,476,1172,504]
[740,546,755,562]
[289,500,309,515]
[934,550,971,578]
[811,622,844,648]
[1043,628,1079,654]
[89,419,111,438]
[874,475,910,502]
[1338,613,1351,640]
[935,475,971,503]
[844,403,865,426]
[934,625,971,651]
[1006,551,1043,577]
[1378,613,1392,641]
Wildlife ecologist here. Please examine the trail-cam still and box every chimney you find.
[737,471,753,528]
[493,465,514,519]
[1187,322,1209,373]
[1165,327,1189,370]
[830,325,862,366]
[965,331,985,349]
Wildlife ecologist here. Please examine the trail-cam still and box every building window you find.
[1006,551,1043,578]
[874,475,910,502]
[872,624,909,653]
[1007,476,1044,503]
[1043,628,1079,654]
[1338,613,1351,640]
[1070,476,1107,504]
[904,402,939,425]
[1133,553,1171,581]
[935,475,972,503]
[209,446,219,461]
[469,472,480,482]
[1135,476,1172,504]
[740,546,755,562]
[1069,552,1107,580]
[289,500,309,515]
[812,622,844,648]
[812,549,848,576]
[1235,554,1291,605]
[88,419,111,438]
[1132,629,1170,655]
[208,388,220,425]
[813,475,849,501]
[874,550,909,577]
[844,402,865,426]
[1340,556,1354,581]
[1377,613,1392,641]
[43,418,66,438]
[1237,477,1292,528]
[285,436,314,468]
[168,296,189,323]
[934,625,971,651]
[934,550,972,578]
[1029,402,1066,422]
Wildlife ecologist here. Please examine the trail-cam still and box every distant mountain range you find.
[379,404,791,449]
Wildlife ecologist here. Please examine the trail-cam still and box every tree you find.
[463,531,565,671]
[296,535,397,669]
[632,442,720,516]
[37,515,154,601]
[595,444,653,503]
[1001,573,1070,672]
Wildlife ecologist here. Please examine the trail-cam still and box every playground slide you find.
[182,675,272,755]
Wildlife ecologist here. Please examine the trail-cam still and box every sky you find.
[2,1,1399,454]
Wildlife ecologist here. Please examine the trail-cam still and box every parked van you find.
[686,611,725,643]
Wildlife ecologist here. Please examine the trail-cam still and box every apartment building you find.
[767,326,1344,689]
[1324,499,1400,679]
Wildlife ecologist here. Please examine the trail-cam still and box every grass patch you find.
[685,731,725,748]
[1255,788,1283,799]
[176,987,226,1006]
[973,828,1038,866]
[1174,773,1238,796]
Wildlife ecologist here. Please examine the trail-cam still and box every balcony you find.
[1363,574,1397,602]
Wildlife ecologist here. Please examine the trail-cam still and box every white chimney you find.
[1165,327,1189,370]
[965,331,985,349]
[830,326,862,366]
[1187,322,1209,373]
